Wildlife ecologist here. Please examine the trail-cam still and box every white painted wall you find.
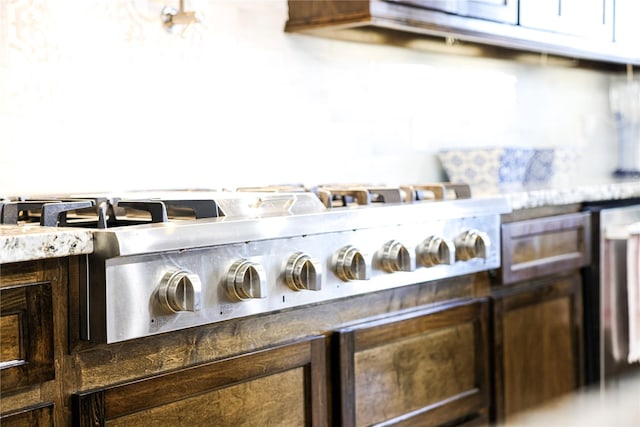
[0,0,623,194]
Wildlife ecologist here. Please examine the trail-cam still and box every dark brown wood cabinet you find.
[491,275,583,422]
[0,258,72,427]
[74,336,328,427]
[490,211,590,423]
[1,252,491,426]
[286,0,639,65]
[336,299,490,427]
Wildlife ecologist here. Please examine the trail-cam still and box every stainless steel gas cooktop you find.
[1,184,510,343]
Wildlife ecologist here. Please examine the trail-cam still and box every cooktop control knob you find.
[334,245,370,281]
[286,252,322,291]
[380,240,414,272]
[417,236,455,267]
[455,229,491,261]
[157,269,202,313]
[226,259,267,301]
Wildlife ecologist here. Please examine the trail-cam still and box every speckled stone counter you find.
[0,225,94,264]
[474,179,640,211]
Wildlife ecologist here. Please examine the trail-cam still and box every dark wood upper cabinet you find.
[286,0,639,66]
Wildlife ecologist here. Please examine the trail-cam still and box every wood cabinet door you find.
[336,299,490,427]
[519,0,614,41]
[74,336,328,427]
[385,0,518,24]
[491,275,583,422]
[0,263,58,393]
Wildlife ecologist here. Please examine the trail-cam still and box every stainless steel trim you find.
[92,196,510,258]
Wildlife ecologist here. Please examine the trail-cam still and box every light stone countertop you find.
[0,225,93,264]
[1,180,639,264]
[473,179,640,211]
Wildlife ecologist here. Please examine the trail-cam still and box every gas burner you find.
[314,183,471,208]
[400,183,472,202]
[0,196,220,228]
[314,186,402,208]
[1,199,95,227]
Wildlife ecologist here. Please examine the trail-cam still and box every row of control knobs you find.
[156,229,490,312]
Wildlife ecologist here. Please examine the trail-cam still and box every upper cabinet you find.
[519,0,614,41]
[614,0,640,57]
[286,0,640,66]
[387,0,518,24]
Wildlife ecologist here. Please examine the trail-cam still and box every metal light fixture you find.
[161,0,202,34]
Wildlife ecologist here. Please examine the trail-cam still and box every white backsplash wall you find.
[0,0,620,194]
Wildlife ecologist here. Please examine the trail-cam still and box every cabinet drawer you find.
[74,336,327,427]
[0,403,54,426]
[500,212,591,284]
[336,299,489,427]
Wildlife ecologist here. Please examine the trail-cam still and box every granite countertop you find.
[2,180,640,264]
[474,179,640,211]
[0,225,93,264]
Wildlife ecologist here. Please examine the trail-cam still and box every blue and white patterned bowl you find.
[524,147,581,186]
[438,147,535,187]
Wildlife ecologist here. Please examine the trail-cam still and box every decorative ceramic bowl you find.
[438,147,535,187]
[524,147,581,186]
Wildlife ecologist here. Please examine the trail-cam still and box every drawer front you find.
[0,403,54,427]
[501,212,591,284]
[74,336,327,427]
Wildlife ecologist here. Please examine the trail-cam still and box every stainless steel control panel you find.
[92,207,502,343]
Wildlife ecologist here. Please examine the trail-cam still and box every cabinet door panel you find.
[0,282,55,392]
[386,0,518,23]
[520,0,614,41]
[492,275,583,422]
[74,336,327,427]
[615,0,640,57]
[337,299,489,427]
